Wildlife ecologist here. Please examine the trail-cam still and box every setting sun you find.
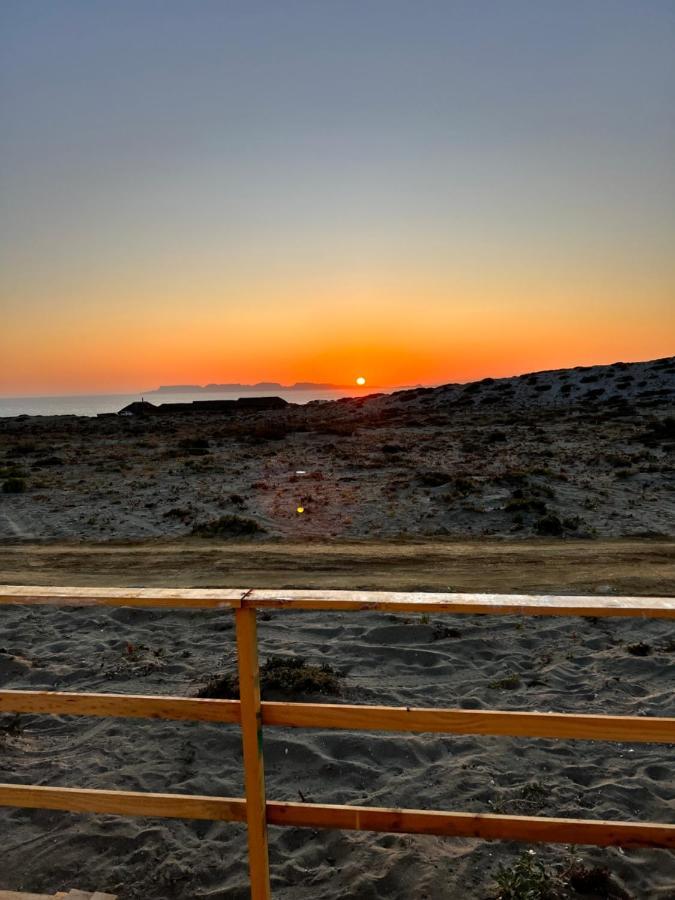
[356,376,366,386]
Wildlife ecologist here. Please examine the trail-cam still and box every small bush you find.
[563,861,630,899]
[495,850,559,899]
[382,443,404,454]
[2,478,26,494]
[506,498,547,516]
[489,672,521,690]
[536,514,563,536]
[418,470,451,487]
[178,437,210,455]
[487,430,508,443]
[197,656,343,700]
[626,641,651,657]
[191,515,265,538]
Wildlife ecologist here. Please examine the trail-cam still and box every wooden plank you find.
[235,607,271,900]
[0,893,55,899]
[1,783,672,849]
[0,585,244,610]
[262,702,675,744]
[2,691,673,745]
[0,690,240,724]
[1,584,673,617]
[266,801,675,849]
[0,784,246,822]
[244,589,675,618]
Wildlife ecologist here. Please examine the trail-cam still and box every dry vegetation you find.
[0,356,673,542]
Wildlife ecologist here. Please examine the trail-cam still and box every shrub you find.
[178,437,210,455]
[563,862,630,899]
[418,470,451,487]
[191,515,265,538]
[0,714,23,748]
[506,498,547,516]
[626,641,651,657]
[196,656,342,700]
[535,514,563,536]
[489,673,522,690]
[487,430,508,443]
[2,477,26,494]
[494,850,559,899]
[381,443,404,454]
[639,416,675,446]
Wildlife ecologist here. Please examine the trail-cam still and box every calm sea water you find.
[0,388,384,418]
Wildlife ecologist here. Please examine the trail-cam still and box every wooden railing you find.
[1,586,674,899]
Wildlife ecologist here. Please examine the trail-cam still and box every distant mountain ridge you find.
[151,382,364,393]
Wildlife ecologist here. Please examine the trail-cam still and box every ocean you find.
[0,387,384,418]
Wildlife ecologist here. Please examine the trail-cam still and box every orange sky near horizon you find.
[2,3,674,397]
[2,269,673,395]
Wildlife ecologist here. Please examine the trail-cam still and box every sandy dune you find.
[0,540,674,898]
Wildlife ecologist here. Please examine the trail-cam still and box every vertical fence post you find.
[236,605,271,900]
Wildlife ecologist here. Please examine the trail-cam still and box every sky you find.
[1,1,674,395]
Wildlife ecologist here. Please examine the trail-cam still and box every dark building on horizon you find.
[118,396,289,416]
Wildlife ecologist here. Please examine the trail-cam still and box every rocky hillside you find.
[0,357,673,541]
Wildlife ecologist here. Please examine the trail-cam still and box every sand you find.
[0,542,674,898]
[0,356,673,897]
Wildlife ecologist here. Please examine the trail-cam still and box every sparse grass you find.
[494,851,630,899]
[519,782,549,807]
[494,850,560,899]
[489,672,522,690]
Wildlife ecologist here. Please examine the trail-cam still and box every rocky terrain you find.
[0,356,673,542]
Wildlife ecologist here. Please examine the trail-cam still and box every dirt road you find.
[0,537,673,594]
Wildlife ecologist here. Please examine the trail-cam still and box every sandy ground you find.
[0,539,674,899]
[0,538,674,596]
[0,356,673,898]
[1,356,673,544]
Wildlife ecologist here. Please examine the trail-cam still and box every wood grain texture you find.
[0,585,244,609]
[1,692,673,743]
[0,784,246,821]
[262,701,675,743]
[1,784,672,848]
[236,607,271,900]
[266,801,675,849]
[1,585,673,616]
[244,589,675,618]
[0,690,241,723]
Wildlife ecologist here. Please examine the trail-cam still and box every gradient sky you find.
[1,1,674,395]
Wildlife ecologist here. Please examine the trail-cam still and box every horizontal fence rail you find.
[1,690,675,743]
[2,585,674,617]
[0,784,672,850]
[0,585,674,900]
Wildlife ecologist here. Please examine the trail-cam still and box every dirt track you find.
[1,538,673,594]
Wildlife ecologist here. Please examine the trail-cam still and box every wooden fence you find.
[1,585,674,899]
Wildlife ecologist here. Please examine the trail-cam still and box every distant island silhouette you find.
[149,382,383,393]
